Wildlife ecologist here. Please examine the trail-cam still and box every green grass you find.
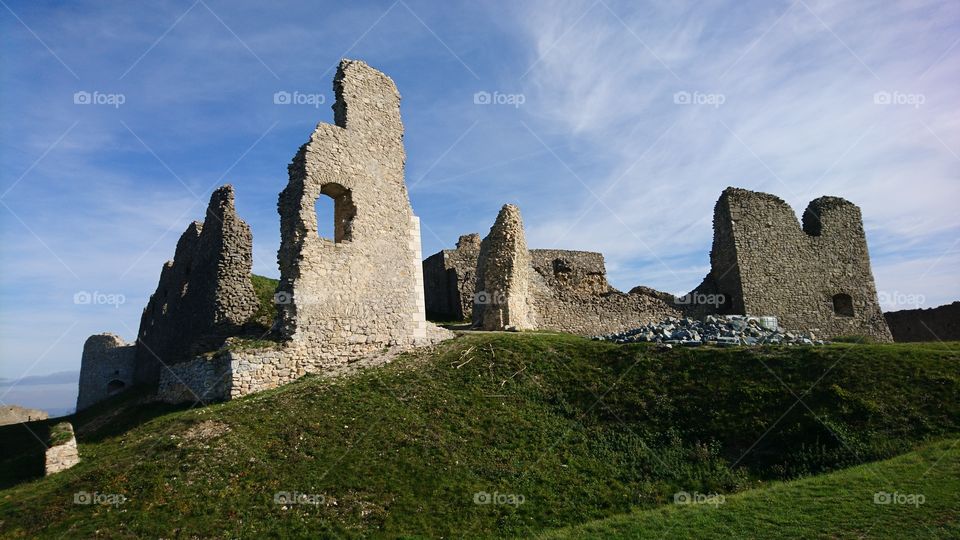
[244,274,279,336]
[0,334,957,538]
[47,422,74,447]
[545,438,960,539]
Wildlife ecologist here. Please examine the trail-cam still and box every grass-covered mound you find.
[0,334,957,538]
[546,438,960,538]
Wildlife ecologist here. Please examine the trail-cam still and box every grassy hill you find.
[0,333,957,538]
[547,438,960,539]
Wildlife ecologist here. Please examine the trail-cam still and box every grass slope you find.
[546,438,960,539]
[0,334,957,538]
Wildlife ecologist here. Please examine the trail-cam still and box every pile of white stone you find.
[594,315,828,347]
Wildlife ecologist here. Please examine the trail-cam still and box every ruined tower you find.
[472,204,537,330]
[75,333,136,412]
[692,187,892,341]
[275,59,434,365]
[422,233,482,320]
[134,184,259,385]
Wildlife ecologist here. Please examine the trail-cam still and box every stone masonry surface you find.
[467,204,680,334]
[422,233,481,320]
[135,185,259,385]
[44,422,79,475]
[76,333,136,412]
[884,302,960,342]
[157,59,453,404]
[473,204,536,330]
[689,187,893,341]
[273,58,451,369]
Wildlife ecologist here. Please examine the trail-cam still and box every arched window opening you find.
[833,293,854,317]
[316,183,356,243]
[107,379,126,394]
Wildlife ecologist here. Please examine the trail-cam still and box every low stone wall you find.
[884,302,960,342]
[156,355,233,404]
[157,328,452,404]
[45,423,79,475]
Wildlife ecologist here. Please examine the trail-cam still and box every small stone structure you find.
[689,187,893,341]
[0,405,48,426]
[134,184,259,386]
[457,204,680,334]
[44,422,79,475]
[422,233,481,320]
[884,302,960,342]
[76,334,136,412]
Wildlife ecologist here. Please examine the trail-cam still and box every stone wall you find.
[275,58,451,371]
[44,422,79,475]
[150,60,457,406]
[0,405,49,426]
[422,233,481,320]
[691,187,892,341]
[473,205,536,330]
[134,185,259,385]
[466,204,680,334]
[76,334,136,412]
[885,302,960,342]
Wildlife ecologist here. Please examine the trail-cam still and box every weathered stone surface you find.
[274,58,451,368]
[422,233,481,320]
[44,422,79,475]
[473,204,536,330]
[76,333,136,412]
[689,187,893,342]
[885,301,960,342]
[0,405,48,426]
[157,59,453,404]
[135,184,259,385]
[427,214,680,335]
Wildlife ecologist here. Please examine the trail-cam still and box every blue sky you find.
[1,0,957,413]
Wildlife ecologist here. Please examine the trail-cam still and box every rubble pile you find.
[594,315,828,347]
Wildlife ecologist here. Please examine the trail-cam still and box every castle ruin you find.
[135,184,260,386]
[77,60,898,412]
[79,60,452,409]
[689,188,892,342]
[424,204,682,336]
[424,189,894,341]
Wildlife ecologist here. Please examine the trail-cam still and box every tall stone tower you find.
[693,187,892,341]
[276,59,430,365]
